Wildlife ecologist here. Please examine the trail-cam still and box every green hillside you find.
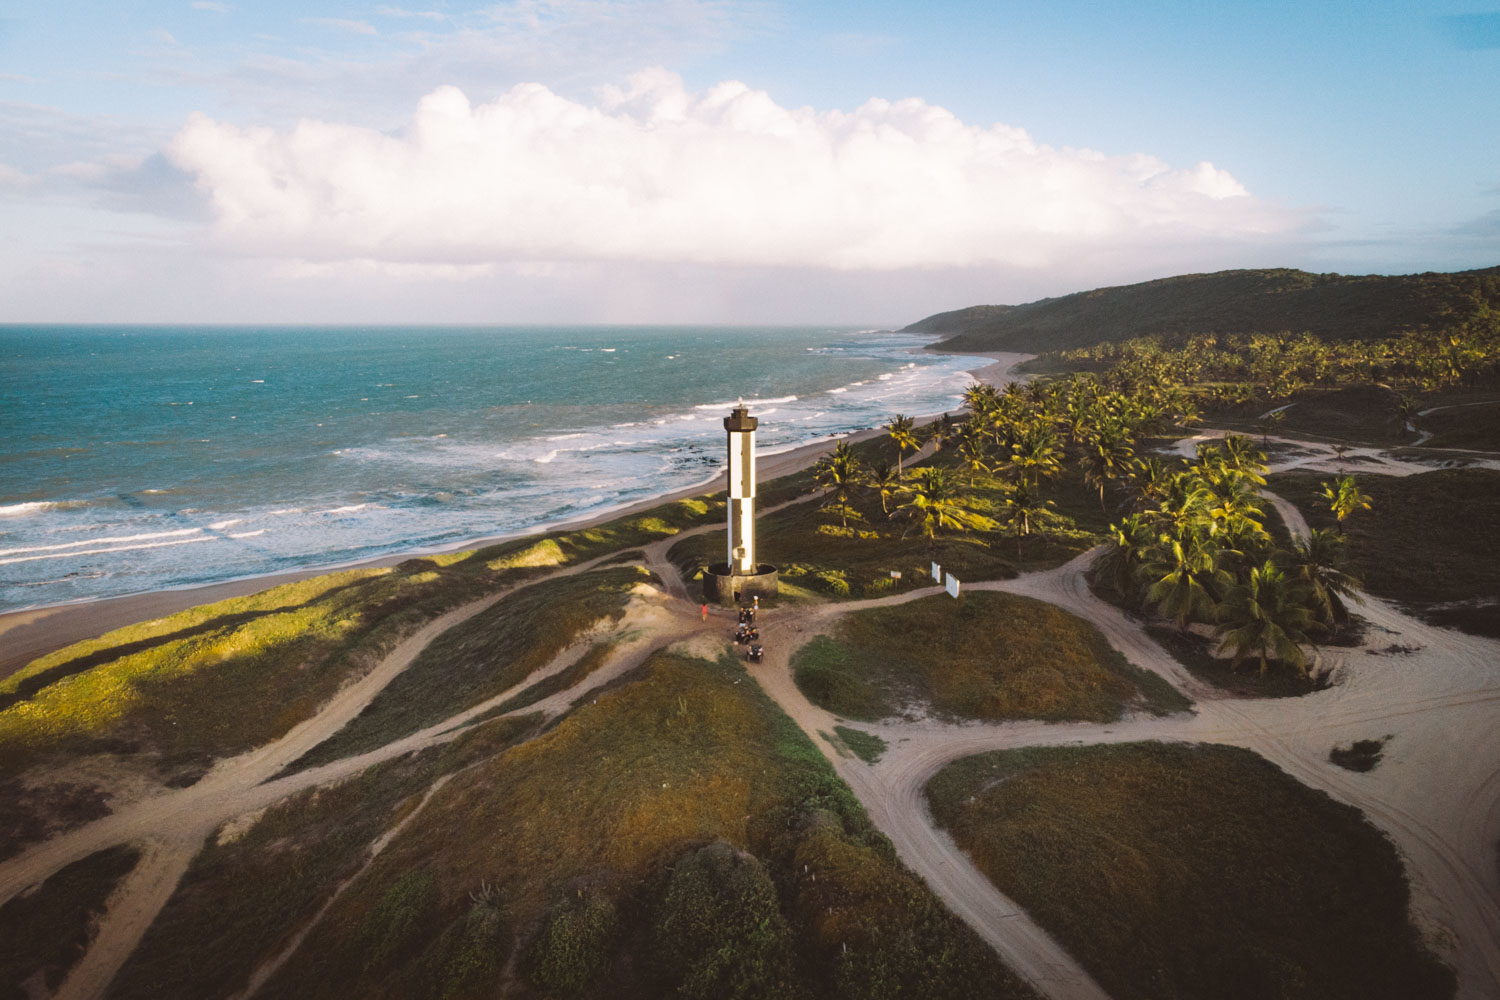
[906,266,1500,353]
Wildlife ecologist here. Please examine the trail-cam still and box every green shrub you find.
[361,870,439,971]
[525,887,618,995]
[650,842,798,1000]
[812,570,851,596]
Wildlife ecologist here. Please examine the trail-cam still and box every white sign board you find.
[930,561,942,583]
[946,575,961,599]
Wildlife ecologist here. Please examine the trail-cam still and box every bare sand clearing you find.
[10,361,1497,1000]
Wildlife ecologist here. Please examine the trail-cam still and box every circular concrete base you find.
[702,563,779,606]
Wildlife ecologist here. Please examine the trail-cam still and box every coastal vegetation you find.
[248,651,1034,1000]
[925,742,1454,1000]
[792,592,1188,722]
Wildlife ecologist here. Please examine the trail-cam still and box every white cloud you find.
[375,5,447,20]
[167,70,1302,272]
[299,17,378,36]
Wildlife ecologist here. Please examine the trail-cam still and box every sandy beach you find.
[0,351,1030,679]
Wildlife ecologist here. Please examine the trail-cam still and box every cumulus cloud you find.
[166,69,1302,271]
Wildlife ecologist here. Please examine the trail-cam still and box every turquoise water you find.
[0,325,990,611]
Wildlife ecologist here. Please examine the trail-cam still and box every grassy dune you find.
[109,715,541,1000]
[794,591,1188,723]
[285,565,652,772]
[926,742,1454,1000]
[257,651,1036,1000]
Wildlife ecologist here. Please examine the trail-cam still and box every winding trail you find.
[5,413,1500,1000]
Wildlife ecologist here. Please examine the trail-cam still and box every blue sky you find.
[1,0,1496,323]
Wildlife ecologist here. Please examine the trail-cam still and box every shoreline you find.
[0,352,1031,678]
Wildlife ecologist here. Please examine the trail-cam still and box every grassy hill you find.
[906,266,1500,354]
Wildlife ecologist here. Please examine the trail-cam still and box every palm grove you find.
[806,331,1497,679]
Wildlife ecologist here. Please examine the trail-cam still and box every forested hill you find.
[907,266,1500,354]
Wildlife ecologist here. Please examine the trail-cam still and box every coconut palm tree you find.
[1098,513,1154,600]
[962,382,999,416]
[814,440,863,528]
[1289,527,1364,629]
[1319,474,1372,533]
[1081,419,1136,512]
[887,413,919,475]
[1142,532,1229,630]
[1214,561,1317,676]
[1394,393,1420,437]
[994,479,1058,558]
[1128,456,1180,511]
[955,430,993,486]
[896,466,996,542]
[861,460,901,519]
[1008,422,1062,489]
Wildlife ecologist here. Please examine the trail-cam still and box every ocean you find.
[0,325,993,613]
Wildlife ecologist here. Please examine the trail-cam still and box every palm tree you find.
[814,441,863,528]
[1081,420,1135,512]
[1008,422,1062,489]
[861,460,901,519]
[962,382,998,416]
[896,466,996,542]
[1319,474,1371,533]
[955,430,993,486]
[1219,433,1268,483]
[1254,410,1284,447]
[1097,514,1154,600]
[1214,561,1317,676]
[1141,532,1229,630]
[1129,456,1179,511]
[995,480,1058,558]
[1290,527,1364,629]
[1394,393,1419,437]
[887,413,918,475]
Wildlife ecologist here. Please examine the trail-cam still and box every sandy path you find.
[49,833,199,1000]
[744,609,1114,1000]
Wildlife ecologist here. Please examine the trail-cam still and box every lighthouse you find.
[725,404,757,573]
[702,404,779,605]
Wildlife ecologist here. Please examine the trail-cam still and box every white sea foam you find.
[0,527,204,557]
[694,395,798,410]
[209,519,243,531]
[0,535,215,566]
[228,529,267,539]
[0,502,53,517]
[324,504,371,515]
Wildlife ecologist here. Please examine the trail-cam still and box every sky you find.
[1,0,1497,325]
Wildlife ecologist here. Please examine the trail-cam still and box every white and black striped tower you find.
[725,403,758,574]
[702,404,778,605]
